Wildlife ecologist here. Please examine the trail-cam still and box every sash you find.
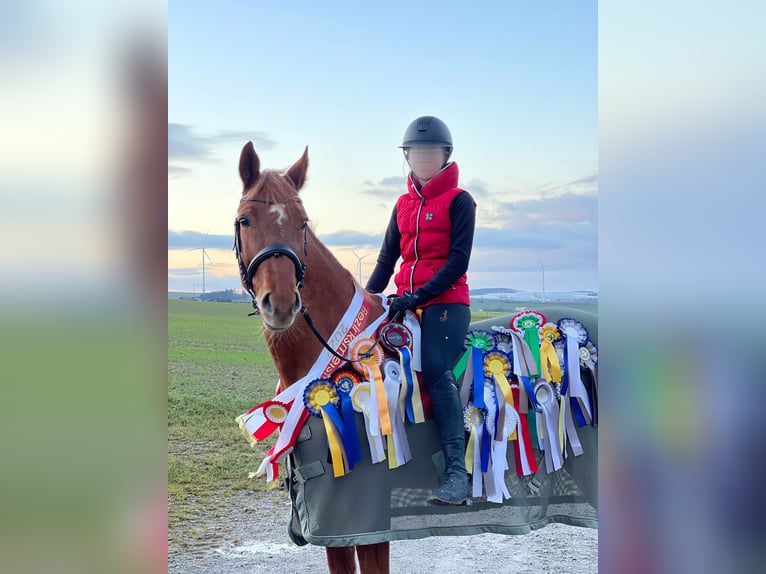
[236,287,388,483]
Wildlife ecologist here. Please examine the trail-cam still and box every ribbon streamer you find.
[382,360,412,468]
[563,327,593,425]
[534,381,564,472]
[351,382,386,463]
[511,387,538,477]
[487,405,517,503]
[464,404,486,498]
[332,369,363,470]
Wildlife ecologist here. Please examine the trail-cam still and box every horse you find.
[234,141,391,574]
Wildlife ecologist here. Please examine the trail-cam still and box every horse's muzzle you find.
[259,290,302,331]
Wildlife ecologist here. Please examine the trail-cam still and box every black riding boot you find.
[427,370,470,505]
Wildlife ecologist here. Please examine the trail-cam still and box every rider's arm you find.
[365,206,401,294]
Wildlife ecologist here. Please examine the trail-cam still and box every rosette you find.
[510,310,547,335]
[303,378,348,478]
[330,368,363,469]
[235,399,292,446]
[534,380,564,473]
[379,322,425,424]
[510,311,546,378]
[483,350,517,440]
[556,317,589,344]
[349,337,391,437]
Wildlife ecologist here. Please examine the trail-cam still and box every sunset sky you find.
[168,1,597,294]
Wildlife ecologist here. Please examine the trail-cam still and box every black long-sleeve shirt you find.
[365,191,476,300]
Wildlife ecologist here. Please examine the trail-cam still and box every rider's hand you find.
[387,289,428,321]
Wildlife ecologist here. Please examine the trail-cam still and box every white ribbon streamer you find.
[487,405,517,503]
[564,327,592,424]
[383,361,412,468]
[535,381,564,473]
[402,311,422,372]
[351,383,386,463]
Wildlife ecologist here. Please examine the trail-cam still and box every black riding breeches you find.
[418,303,471,387]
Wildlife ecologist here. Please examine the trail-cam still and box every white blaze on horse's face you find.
[268,204,287,225]
[238,142,310,332]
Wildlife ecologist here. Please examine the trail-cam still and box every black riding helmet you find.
[399,115,453,160]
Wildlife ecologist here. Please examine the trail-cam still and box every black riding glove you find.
[387,289,429,321]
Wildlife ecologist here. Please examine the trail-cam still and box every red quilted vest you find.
[394,162,470,307]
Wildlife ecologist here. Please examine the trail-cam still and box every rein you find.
[234,195,385,363]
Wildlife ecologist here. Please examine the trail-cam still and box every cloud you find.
[168,123,277,174]
[168,230,233,250]
[317,230,383,247]
[463,178,493,199]
[532,173,598,199]
[361,176,406,199]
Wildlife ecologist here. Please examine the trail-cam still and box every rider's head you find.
[399,116,453,183]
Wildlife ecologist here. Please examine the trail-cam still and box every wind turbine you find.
[351,249,368,285]
[538,256,548,303]
[187,232,214,294]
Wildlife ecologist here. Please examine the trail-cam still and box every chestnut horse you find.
[234,141,390,574]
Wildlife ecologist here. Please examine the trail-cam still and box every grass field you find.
[167,299,595,536]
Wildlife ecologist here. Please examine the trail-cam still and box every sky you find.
[168,1,597,294]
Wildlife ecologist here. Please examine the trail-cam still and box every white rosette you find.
[351,382,386,463]
[382,359,412,468]
[534,380,564,473]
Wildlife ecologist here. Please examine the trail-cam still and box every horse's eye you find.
[238,216,251,228]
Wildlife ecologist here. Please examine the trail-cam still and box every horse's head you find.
[235,142,310,332]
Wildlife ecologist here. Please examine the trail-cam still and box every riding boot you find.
[427,370,470,505]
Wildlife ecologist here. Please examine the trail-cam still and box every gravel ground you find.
[169,489,598,573]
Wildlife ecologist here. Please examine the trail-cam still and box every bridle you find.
[233,194,384,363]
[233,196,307,304]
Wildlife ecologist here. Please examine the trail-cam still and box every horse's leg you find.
[356,542,390,574]
[325,546,357,574]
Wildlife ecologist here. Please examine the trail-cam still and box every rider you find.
[366,115,476,505]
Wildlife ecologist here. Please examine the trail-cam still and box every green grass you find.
[168,300,279,531]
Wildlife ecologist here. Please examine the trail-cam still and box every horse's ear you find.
[239,141,260,193]
[285,146,309,191]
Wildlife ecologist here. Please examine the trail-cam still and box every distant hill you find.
[470,287,521,295]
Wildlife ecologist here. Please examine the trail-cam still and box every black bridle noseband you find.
[234,195,381,363]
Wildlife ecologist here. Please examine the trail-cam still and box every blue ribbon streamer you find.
[320,403,349,463]
[471,346,485,409]
[571,399,588,427]
[480,424,491,473]
[338,394,362,467]
[400,347,416,423]
[561,370,587,427]
[520,375,540,412]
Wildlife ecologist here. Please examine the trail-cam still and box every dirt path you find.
[169,490,597,573]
